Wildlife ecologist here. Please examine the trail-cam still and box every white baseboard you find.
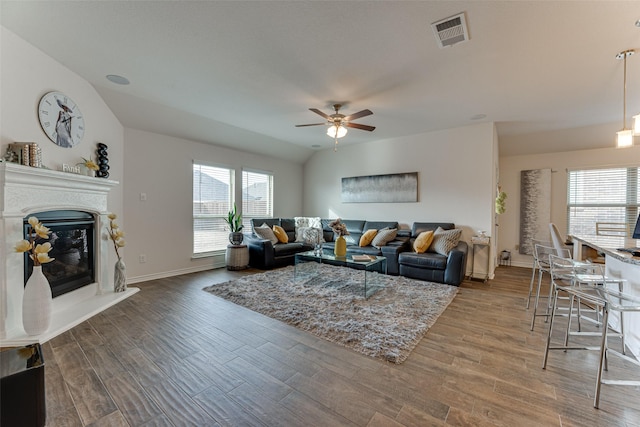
[127,261,226,284]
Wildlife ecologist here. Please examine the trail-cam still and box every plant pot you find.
[22,266,52,335]
[229,232,244,245]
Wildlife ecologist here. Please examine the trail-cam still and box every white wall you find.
[123,128,303,282]
[303,122,498,276]
[0,26,125,266]
[498,145,640,268]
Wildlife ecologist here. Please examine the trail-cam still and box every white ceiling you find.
[2,1,639,163]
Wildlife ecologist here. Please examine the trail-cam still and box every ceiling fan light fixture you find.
[327,124,347,138]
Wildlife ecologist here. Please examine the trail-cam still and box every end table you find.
[226,244,249,270]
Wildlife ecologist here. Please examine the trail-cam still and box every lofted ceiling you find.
[1,1,639,164]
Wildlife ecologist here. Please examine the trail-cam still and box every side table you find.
[470,237,490,282]
[226,244,249,270]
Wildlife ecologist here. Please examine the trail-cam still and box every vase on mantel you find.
[114,258,127,292]
[22,266,52,335]
[334,235,347,257]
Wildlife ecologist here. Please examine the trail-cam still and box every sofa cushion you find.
[372,228,398,248]
[399,252,448,270]
[294,216,322,229]
[254,223,278,245]
[272,225,288,243]
[411,222,455,237]
[273,242,306,256]
[359,229,378,247]
[429,227,462,256]
[413,230,434,253]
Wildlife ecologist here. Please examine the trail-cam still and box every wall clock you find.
[38,91,85,148]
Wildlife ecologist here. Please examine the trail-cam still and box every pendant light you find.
[616,49,635,148]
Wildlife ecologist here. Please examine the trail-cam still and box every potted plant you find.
[225,203,244,245]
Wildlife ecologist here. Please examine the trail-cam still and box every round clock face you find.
[38,92,85,148]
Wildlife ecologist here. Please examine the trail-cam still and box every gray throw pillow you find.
[254,223,278,245]
[371,228,397,248]
[429,227,462,256]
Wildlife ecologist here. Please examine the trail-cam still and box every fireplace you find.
[23,210,95,298]
[0,162,138,346]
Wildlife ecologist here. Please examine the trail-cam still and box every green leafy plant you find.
[225,203,244,233]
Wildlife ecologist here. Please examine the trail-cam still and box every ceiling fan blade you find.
[309,108,331,120]
[345,122,376,132]
[295,123,326,127]
[343,109,373,121]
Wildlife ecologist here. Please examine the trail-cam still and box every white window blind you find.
[567,166,639,236]
[242,169,273,230]
[193,163,234,254]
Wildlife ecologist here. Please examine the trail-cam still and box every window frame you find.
[566,165,639,237]
[242,168,274,231]
[192,161,235,257]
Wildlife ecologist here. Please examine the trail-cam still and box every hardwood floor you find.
[39,266,640,426]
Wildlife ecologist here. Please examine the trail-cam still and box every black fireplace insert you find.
[23,210,95,298]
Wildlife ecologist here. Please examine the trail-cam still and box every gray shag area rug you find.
[203,264,458,364]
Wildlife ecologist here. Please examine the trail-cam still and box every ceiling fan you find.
[296,104,375,150]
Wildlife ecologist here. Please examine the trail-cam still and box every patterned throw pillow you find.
[254,223,278,245]
[413,230,434,253]
[371,228,397,248]
[272,225,288,243]
[295,227,324,245]
[429,227,462,256]
[359,229,378,247]
[294,217,322,229]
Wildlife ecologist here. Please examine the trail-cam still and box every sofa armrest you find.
[443,241,468,286]
[244,234,275,269]
[380,244,406,276]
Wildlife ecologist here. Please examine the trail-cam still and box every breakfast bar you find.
[569,234,640,358]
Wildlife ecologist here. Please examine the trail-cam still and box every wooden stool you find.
[226,244,249,270]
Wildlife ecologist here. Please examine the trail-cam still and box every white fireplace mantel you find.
[0,162,138,346]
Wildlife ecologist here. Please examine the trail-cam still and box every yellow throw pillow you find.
[359,229,378,247]
[272,225,288,243]
[413,230,434,253]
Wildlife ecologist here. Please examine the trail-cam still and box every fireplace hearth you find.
[0,162,139,345]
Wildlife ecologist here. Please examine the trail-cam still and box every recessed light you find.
[106,74,130,85]
[635,19,640,27]
[470,114,486,120]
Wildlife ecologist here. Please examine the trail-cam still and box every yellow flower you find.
[110,220,118,229]
[114,229,125,238]
[34,242,52,254]
[35,252,55,264]
[15,240,32,253]
[34,223,51,239]
[79,157,99,171]
[107,213,117,220]
[28,216,39,227]
[115,238,125,248]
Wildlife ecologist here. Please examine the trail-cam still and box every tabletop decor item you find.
[106,213,127,292]
[76,156,99,176]
[95,142,110,178]
[14,216,55,335]
[329,218,349,257]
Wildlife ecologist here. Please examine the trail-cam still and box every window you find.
[567,166,639,236]
[242,169,273,230]
[193,163,234,255]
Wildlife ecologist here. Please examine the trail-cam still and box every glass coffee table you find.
[294,250,387,298]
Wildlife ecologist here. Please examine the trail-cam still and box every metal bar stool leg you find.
[594,305,610,409]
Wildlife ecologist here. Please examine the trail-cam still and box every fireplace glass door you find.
[24,210,95,298]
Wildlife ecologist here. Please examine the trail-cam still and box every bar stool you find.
[530,243,569,330]
[542,254,640,408]
[526,238,553,309]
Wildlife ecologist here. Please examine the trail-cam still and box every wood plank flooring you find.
[38,266,640,426]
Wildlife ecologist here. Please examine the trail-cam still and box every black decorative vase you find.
[95,142,110,178]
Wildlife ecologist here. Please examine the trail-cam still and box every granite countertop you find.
[570,234,640,266]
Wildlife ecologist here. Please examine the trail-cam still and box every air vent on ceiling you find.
[431,12,469,48]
